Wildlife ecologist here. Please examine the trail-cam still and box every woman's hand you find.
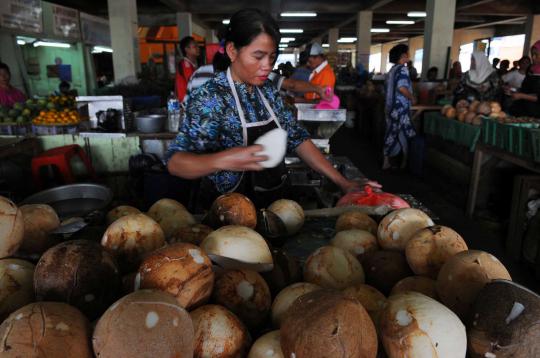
[338,178,383,193]
[216,145,268,172]
[318,86,334,102]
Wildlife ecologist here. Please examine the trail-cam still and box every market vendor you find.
[167,9,378,207]
[175,36,200,102]
[0,63,26,107]
[304,42,336,101]
[508,41,540,117]
[453,52,502,103]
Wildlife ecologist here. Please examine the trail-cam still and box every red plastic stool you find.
[31,144,97,189]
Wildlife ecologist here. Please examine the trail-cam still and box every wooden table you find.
[466,143,540,219]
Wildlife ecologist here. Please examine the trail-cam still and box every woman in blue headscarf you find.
[383,44,416,170]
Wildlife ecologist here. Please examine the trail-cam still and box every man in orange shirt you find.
[304,42,335,100]
[175,36,200,102]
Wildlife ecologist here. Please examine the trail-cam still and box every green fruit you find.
[38,99,46,106]
[26,99,34,106]
[8,109,20,117]
[46,102,56,110]
[13,102,24,111]
[15,116,24,124]
[22,108,31,116]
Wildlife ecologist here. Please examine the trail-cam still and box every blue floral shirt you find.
[167,71,310,193]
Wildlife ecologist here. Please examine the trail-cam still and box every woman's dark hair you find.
[0,62,10,75]
[221,9,281,68]
[389,44,409,64]
[180,36,196,57]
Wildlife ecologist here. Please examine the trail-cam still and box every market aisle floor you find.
[330,126,540,293]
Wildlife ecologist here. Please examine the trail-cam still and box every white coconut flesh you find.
[254,128,287,168]
[382,292,466,358]
[267,199,305,235]
[248,330,283,358]
[330,229,378,256]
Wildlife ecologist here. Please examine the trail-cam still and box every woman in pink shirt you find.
[0,62,26,107]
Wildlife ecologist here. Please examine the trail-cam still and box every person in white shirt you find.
[502,56,531,89]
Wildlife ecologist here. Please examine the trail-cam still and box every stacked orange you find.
[32,108,80,126]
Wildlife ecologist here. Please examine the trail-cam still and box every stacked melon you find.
[441,100,505,126]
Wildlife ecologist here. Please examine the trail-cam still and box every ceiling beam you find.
[462,16,527,29]
[158,0,187,12]
[456,0,496,10]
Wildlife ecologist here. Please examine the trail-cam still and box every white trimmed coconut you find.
[0,259,34,321]
[0,197,24,258]
[331,229,379,259]
[468,280,540,358]
[303,245,365,290]
[190,304,250,358]
[377,208,434,251]
[0,302,93,357]
[343,283,387,328]
[405,225,468,278]
[200,225,272,268]
[93,290,194,358]
[380,292,467,358]
[248,330,284,358]
[271,282,321,327]
[138,242,214,310]
[147,198,195,240]
[436,250,511,320]
[390,276,438,300]
[280,289,378,358]
[267,199,305,235]
[19,204,60,254]
[106,205,141,224]
[101,213,165,272]
[212,269,271,329]
[335,211,378,234]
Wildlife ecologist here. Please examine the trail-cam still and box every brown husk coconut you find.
[468,279,540,358]
[248,330,283,358]
[343,283,387,329]
[147,198,196,240]
[190,304,251,358]
[390,276,438,299]
[93,290,194,358]
[212,269,271,329]
[170,223,213,245]
[303,245,365,290]
[101,213,165,272]
[0,259,34,321]
[377,208,434,251]
[362,250,413,295]
[271,282,321,327]
[19,204,60,254]
[206,193,257,229]
[405,225,468,278]
[380,292,466,358]
[106,205,141,224]
[0,302,93,357]
[34,240,121,320]
[0,197,24,258]
[436,250,511,320]
[138,242,214,310]
[335,211,378,234]
[280,289,378,358]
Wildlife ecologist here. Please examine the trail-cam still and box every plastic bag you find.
[336,185,410,209]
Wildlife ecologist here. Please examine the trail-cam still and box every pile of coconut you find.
[441,99,505,125]
[1,193,538,358]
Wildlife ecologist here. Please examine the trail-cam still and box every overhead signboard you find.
[80,12,110,46]
[0,0,43,33]
[51,3,80,38]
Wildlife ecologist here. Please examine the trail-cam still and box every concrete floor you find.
[329,125,540,293]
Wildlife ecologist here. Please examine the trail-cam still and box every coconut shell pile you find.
[0,193,536,358]
[441,100,505,126]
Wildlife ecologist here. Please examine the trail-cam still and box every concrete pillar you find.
[328,28,339,54]
[177,12,192,41]
[524,14,540,57]
[422,0,456,80]
[356,11,372,69]
[108,0,140,82]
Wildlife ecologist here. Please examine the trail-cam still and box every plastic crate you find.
[532,129,540,163]
[0,123,32,135]
[482,117,506,149]
[32,124,79,135]
[482,117,540,158]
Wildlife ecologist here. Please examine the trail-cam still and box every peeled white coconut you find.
[303,245,365,289]
[106,205,141,224]
[254,128,288,168]
[271,282,321,327]
[248,330,284,358]
[0,196,24,258]
[147,198,195,239]
[330,229,379,258]
[380,292,467,358]
[200,225,273,271]
[267,199,305,235]
[377,208,434,251]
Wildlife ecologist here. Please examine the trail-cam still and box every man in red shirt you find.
[304,42,335,100]
[175,36,200,101]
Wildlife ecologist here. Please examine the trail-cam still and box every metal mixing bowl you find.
[134,114,166,133]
